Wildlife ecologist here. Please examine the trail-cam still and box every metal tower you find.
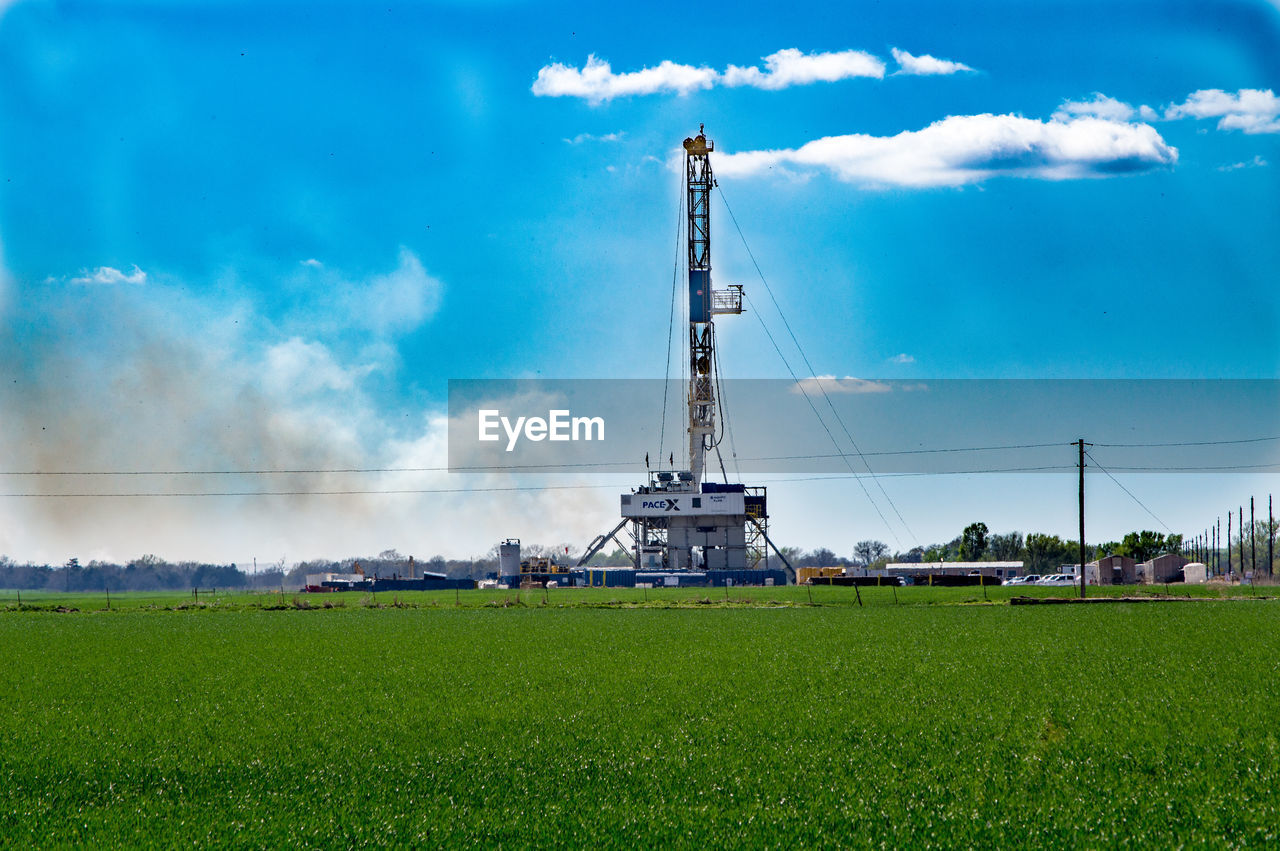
[683,127,741,484]
[578,126,794,581]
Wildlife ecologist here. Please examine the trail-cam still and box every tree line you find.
[0,548,505,592]
[843,523,1188,574]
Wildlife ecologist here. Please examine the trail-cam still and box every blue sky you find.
[1,0,1278,563]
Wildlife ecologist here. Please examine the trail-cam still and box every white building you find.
[886,561,1024,580]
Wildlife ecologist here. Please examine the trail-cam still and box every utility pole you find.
[1228,512,1233,577]
[1250,497,1256,578]
[1077,439,1090,599]
[1240,506,1245,580]
[1269,495,1274,578]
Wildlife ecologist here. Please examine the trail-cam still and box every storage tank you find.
[499,539,521,578]
[1183,562,1208,584]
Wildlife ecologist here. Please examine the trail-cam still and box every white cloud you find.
[792,376,892,395]
[564,131,624,145]
[349,247,443,335]
[1165,88,1280,134]
[1218,155,1269,172]
[69,264,147,285]
[533,48,890,104]
[263,337,369,397]
[890,48,974,76]
[300,258,323,268]
[889,353,915,364]
[1052,93,1153,123]
[714,113,1178,188]
[531,54,717,104]
[0,237,11,319]
[723,48,885,89]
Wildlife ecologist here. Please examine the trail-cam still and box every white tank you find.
[499,539,521,576]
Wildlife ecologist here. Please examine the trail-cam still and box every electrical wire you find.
[720,185,914,545]
[4,436,1276,477]
[658,168,686,471]
[0,465,1079,499]
[741,288,902,547]
[1093,435,1280,448]
[760,465,1074,483]
[0,483,626,498]
[1088,462,1280,472]
[1084,451,1174,533]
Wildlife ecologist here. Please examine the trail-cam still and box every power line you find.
[744,441,1068,461]
[0,483,624,499]
[658,167,686,470]
[0,465,1079,499]
[739,288,901,547]
[0,462,645,476]
[1093,435,1280,448]
[1085,451,1174,533]
[720,186,915,546]
[761,465,1073,483]
[6,436,1275,477]
[1090,462,1280,472]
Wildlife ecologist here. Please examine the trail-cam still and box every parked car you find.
[1003,576,1029,586]
[1036,574,1076,586]
[1014,574,1042,586]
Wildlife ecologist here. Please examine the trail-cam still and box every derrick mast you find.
[579,125,790,581]
[683,127,741,484]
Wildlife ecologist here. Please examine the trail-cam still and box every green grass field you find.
[2,595,1278,846]
[1,579,1270,614]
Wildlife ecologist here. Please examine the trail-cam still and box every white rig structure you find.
[580,128,791,578]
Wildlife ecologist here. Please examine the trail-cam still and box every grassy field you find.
[0,579,1271,613]
[2,597,1278,846]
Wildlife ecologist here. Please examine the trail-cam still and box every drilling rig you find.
[579,127,793,580]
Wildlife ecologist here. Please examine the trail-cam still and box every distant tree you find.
[921,537,962,562]
[1025,533,1072,573]
[586,547,633,566]
[921,544,947,562]
[960,523,989,561]
[1114,531,1168,563]
[1094,541,1121,559]
[987,531,1024,561]
[853,540,889,566]
[894,547,924,564]
[799,547,839,567]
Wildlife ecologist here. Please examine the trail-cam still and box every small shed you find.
[1089,555,1137,585]
[1137,553,1188,584]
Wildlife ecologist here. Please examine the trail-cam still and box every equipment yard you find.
[3,595,1279,846]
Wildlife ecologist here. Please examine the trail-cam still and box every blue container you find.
[702,482,745,494]
[583,568,637,588]
[689,270,711,323]
[636,571,709,588]
[708,569,788,587]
